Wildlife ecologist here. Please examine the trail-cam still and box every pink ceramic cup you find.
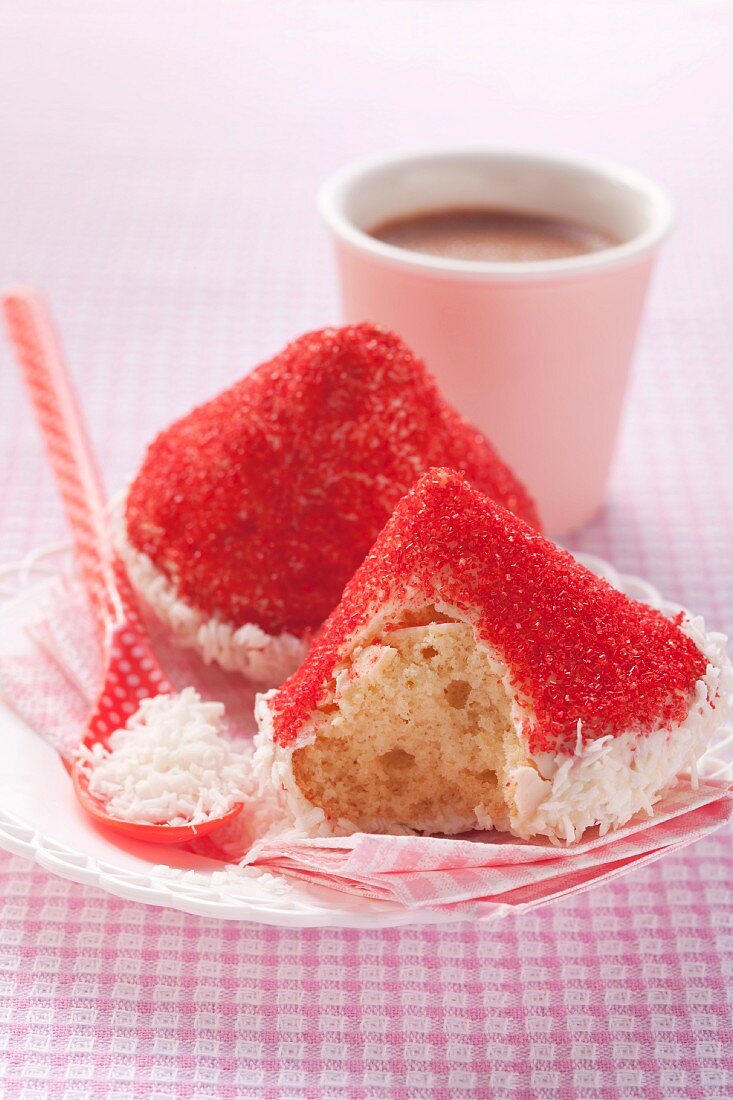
[319,149,672,534]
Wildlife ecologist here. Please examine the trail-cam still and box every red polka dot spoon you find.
[2,289,244,844]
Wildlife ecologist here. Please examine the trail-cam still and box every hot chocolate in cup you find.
[319,149,672,534]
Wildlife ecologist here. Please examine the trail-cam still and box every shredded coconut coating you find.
[270,469,708,755]
[114,506,308,684]
[125,324,540,638]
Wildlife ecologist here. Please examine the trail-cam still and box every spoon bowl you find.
[72,761,244,844]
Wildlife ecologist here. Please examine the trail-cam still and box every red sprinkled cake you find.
[121,324,540,681]
[255,469,729,843]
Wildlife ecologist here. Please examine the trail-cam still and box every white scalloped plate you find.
[0,545,731,927]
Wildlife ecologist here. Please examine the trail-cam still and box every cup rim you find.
[318,147,674,282]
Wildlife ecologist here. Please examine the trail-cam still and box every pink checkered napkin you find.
[244,787,733,910]
[4,575,261,760]
[0,650,89,760]
[1,575,730,913]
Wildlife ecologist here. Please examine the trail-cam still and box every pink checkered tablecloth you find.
[1,2,733,1096]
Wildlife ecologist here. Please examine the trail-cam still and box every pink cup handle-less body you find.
[320,149,671,535]
[337,244,654,533]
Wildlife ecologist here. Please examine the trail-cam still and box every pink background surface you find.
[1,1,732,1096]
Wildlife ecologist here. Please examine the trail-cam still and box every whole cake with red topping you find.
[120,324,539,682]
[254,469,731,843]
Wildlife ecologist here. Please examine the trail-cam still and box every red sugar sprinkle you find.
[126,324,540,637]
[272,469,707,753]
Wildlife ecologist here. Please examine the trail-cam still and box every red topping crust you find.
[126,325,540,636]
[271,469,706,753]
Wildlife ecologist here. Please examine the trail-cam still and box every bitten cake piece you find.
[120,324,539,683]
[255,469,731,844]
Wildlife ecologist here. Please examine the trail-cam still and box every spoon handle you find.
[2,289,128,635]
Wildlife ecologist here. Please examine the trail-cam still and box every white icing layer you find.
[254,691,359,838]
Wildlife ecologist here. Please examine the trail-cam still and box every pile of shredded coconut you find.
[78,687,253,826]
